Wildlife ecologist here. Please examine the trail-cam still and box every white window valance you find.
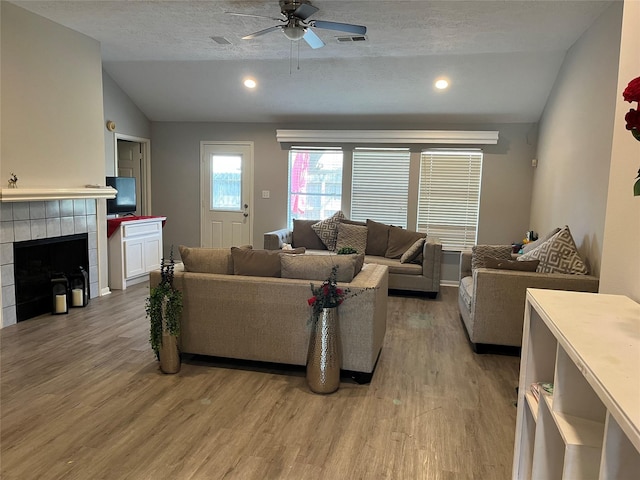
[276,129,499,145]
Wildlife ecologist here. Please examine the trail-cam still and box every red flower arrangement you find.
[623,76,640,196]
[623,76,640,139]
[307,266,351,318]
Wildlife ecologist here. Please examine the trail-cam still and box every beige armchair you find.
[458,249,599,352]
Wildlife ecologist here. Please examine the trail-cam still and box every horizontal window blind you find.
[417,150,482,250]
[351,149,410,227]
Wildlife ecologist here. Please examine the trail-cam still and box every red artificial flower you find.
[336,288,343,296]
[623,76,640,103]
[307,296,317,306]
[625,108,640,131]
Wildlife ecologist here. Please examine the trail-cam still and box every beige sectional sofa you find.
[458,228,600,351]
[264,217,442,297]
[150,247,389,379]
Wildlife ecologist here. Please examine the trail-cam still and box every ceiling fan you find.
[227,0,367,49]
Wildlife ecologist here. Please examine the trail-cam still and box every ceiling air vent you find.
[336,35,367,43]
[210,36,231,45]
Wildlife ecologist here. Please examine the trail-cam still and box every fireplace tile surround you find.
[1,199,99,326]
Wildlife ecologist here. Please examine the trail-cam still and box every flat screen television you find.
[106,176,137,215]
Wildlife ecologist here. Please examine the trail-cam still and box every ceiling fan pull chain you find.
[297,40,301,70]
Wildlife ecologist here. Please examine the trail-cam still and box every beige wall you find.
[151,121,536,283]
[1,1,105,187]
[530,2,623,277]
[600,0,640,301]
[1,2,108,300]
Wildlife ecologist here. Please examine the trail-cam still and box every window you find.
[288,148,343,227]
[351,149,410,227]
[210,154,242,210]
[417,150,482,250]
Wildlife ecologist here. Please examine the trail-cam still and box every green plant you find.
[146,246,183,359]
[336,246,357,255]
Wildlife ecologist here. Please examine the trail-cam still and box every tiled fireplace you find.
[1,187,114,327]
[1,199,98,325]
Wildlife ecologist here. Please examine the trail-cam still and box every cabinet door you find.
[124,239,145,278]
[144,236,162,273]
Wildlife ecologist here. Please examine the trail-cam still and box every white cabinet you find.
[108,217,166,290]
[513,289,640,479]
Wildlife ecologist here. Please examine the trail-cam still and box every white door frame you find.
[114,133,152,215]
[200,141,254,247]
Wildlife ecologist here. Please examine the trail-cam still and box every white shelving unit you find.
[513,289,640,480]
[108,216,166,290]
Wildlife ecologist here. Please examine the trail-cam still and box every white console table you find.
[107,216,166,290]
[512,289,640,479]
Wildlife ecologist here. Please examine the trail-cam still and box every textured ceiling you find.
[11,0,615,123]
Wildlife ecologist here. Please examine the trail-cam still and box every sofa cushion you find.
[400,237,425,264]
[471,245,513,270]
[292,219,327,250]
[385,226,426,259]
[311,211,346,251]
[179,245,234,274]
[365,219,391,256]
[522,227,561,254]
[364,255,422,275]
[280,253,364,282]
[518,226,589,274]
[335,223,368,254]
[485,256,540,271]
[231,247,305,277]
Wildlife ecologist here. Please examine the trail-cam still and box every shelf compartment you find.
[599,413,640,480]
[553,345,606,422]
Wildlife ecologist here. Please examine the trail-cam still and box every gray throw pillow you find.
[335,223,368,254]
[471,245,513,270]
[280,253,364,282]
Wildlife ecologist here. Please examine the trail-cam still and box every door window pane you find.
[211,154,242,210]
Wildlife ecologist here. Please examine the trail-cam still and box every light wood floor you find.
[1,284,520,480]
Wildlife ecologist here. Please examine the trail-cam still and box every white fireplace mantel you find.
[0,187,116,203]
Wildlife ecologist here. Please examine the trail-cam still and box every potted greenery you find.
[146,246,183,373]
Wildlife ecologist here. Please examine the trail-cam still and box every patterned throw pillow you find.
[471,245,513,270]
[518,226,589,274]
[311,211,346,251]
[400,237,425,264]
[335,223,368,254]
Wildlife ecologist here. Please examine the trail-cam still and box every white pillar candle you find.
[72,288,83,307]
[55,294,67,313]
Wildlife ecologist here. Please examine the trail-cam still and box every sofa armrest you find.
[264,228,293,250]
[421,236,443,288]
[460,250,472,279]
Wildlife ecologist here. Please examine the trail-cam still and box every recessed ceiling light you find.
[243,78,257,89]
[435,78,449,90]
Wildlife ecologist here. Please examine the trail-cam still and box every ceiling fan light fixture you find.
[282,25,306,41]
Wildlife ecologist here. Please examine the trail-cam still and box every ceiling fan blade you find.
[310,20,367,35]
[303,28,325,49]
[242,25,282,40]
[226,12,284,22]
[293,3,319,20]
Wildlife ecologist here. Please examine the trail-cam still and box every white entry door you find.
[200,142,253,248]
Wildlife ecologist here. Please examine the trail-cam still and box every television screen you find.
[106,176,137,215]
